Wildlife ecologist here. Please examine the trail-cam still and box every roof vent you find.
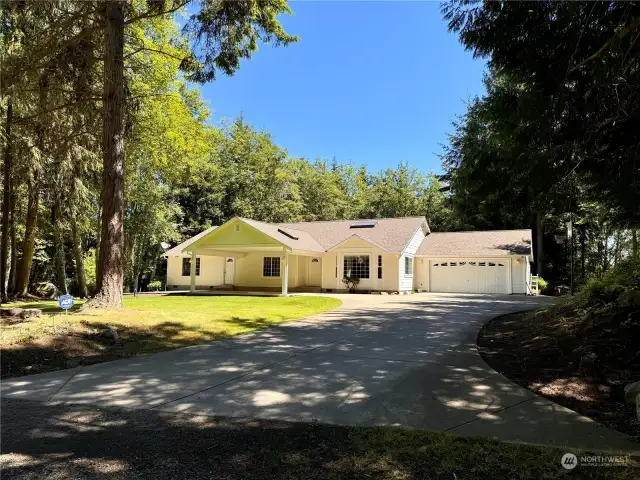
[350,220,377,228]
[277,228,299,240]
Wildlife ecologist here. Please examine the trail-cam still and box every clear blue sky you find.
[199,1,487,174]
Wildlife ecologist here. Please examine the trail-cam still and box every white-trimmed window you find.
[404,256,413,276]
[377,255,382,279]
[182,257,200,277]
[344,255,370,279]
[263,256,281,277]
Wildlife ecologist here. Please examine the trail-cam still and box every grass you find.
[0,295,342,378]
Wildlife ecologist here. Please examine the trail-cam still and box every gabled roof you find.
[278,216,428,252]
[417,230,533,258]
[238,218,326,253]
[162,226,218,257]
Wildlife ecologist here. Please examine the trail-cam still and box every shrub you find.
[342,275,360,292]
[537,277,548,290]
[148,280,162,291]
[581,258,640,306]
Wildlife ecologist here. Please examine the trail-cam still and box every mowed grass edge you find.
[0,295,342,378]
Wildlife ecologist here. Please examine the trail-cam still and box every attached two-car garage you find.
[414,230,533,295]
[428,259,510,294]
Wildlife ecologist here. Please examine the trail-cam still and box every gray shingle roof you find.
[417,230,533,257]
[239,218,326,253]
[162,226,218,257]
[278,217,428,252]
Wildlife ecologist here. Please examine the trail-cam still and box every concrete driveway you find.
[2,293,637,453]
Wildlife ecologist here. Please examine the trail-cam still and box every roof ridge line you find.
[279,216,426,225]
[429,229,531,234]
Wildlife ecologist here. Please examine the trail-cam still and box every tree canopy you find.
[441,0,640,282]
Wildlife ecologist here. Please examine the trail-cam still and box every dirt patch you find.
[0,321,223,379]
[477,300,640,439]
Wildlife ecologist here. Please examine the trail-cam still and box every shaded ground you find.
[0,296,341,379]
[478,300,640,439]
[5,293,637,454]
[2,398,637,479]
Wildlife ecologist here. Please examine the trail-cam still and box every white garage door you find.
[429,259,510,294]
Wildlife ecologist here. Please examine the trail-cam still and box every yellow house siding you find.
[414,257,429,291]
[166,255,225,288]
[288,254,299,288]
[320,250,399,291]
[382,253,399,291]
[321,252,340,290]
[511,256,528,294]
[193,220,280,249]
[234,252,283,288]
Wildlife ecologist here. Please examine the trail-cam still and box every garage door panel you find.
[429,259,509,294]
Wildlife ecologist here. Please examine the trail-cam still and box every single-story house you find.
[163,216,533,295]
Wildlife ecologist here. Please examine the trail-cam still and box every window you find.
[344,255,369,279]
[450,262,457,267]
[488,262,496,267]
[182,258,190,276]
[263,256,281,277]
[441,262,448,267]
[182,257,200,276]
[377,255,382,279]
[479,262,486,266]
[404,257,413,276]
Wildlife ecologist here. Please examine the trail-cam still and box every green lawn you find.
[1,295,341,378]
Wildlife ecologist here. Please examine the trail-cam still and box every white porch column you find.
[281,250,289,296]
[190,251,196,293]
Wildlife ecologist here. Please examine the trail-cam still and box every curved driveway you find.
[2,293,637,453]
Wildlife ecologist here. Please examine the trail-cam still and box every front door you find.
[308,257,322,286]
[224,257,235,284]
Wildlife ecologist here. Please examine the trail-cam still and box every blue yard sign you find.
[58,294,74,310]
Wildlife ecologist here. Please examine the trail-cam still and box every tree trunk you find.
[633,229,638,259]
[15,168,40,296]
[580,227,586,283]
[86,1,125,308]
[52,199,67,294]
[536,211,544,278]
[15,71,49,296]
[7,187,17,294]
[602,227,609,273]
[1,99,12,302]
[95,206,101,281]
[71,216,88,298]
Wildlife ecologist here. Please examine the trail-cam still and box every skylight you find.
[350,220,378,228]
[277,228,299,240]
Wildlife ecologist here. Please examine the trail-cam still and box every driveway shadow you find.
[3,294,635,453]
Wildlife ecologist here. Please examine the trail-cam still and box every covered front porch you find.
[184,249,323,296]
[184,218,326,296]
